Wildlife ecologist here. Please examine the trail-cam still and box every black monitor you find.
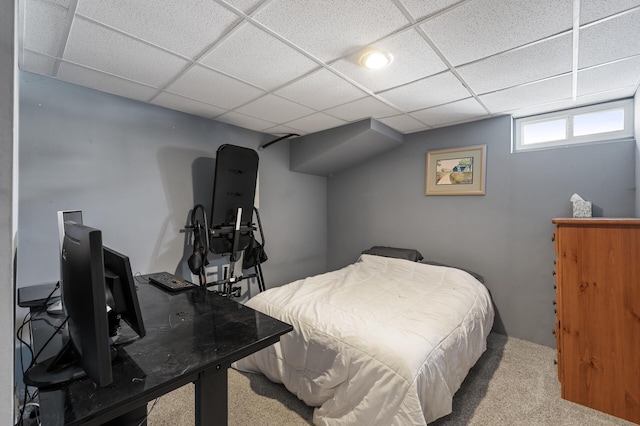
[103,247,146,340]
[209,144,259,255]
[46,210,84,315]
[24,222,145,388]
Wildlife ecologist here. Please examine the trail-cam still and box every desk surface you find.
[33,277,292,425]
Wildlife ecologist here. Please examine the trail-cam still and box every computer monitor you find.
[57,210,83,252]
[47,210,84,315]
[24,222,145,388]
[103,246,145,340]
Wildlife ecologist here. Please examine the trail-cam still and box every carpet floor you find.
[147,332,636,425]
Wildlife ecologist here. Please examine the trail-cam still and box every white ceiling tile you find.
[422,0,573,66]
[254,0,410,62]
[324,96,401,122]
[21,50,57,76]
[378,72,471,111]
[479,75,572,113]
[75,0,241,59]
[399,0,462,22]
[579,8,640,68]
[508,87,637,118]
[224,0,266,14]
[284,113,347,134]
[23,0,71,57]
[200,23,319,90]
[19,0,640,137]
[275,69,367,110]
[151,91,227,118]
[410,98,488,127]
[458,34,572,95]
[508,98,577,118]
[215,111,278,132]
[56,62,160,101]
[45,0,72,6]
[577,56,640,96]
[235,94,315,123]
[330,29,448,93]
[378,114,428,133]
[63,17,189,87]
[575,87,637,105]
[166,65,264,109]
[580,0,640,24]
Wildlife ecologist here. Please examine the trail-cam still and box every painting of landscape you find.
[426,145,486,196]
[436,157,473,185]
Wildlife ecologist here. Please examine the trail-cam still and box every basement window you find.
[514,99,634,152]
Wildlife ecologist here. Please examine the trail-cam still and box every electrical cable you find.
[16,314,69,426]
[133,272,150,284]
[28,316,70,371]
[16,312,34,426]
[258,133,299,150]
[16,308,64,426]
[137,397,160,426]
[17,312,34,374]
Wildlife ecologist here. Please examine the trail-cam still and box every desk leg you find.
[195,367,228,426]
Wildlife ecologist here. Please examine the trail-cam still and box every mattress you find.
[233,254,494,425]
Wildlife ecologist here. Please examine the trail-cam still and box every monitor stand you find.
[47,300,64,316]
[23,338,86,388]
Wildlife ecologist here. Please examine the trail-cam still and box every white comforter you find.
[233,254,494,425]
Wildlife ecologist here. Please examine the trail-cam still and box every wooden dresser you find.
[552,218,640,424]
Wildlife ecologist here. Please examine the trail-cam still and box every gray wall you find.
[327,115,636,347]
[17,72,327,296]
[1,0,17,423]
[636,90,640,216]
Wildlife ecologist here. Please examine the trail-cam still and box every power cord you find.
[16,312,35,426]
[15,311,69,426]
[133,272,150,284]
[15,283,60,425]
[137,397,160,426]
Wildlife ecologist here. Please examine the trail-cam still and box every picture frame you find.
[425,145,486,196]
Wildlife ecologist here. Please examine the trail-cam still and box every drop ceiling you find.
[19,0,640,136]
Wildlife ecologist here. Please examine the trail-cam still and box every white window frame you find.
[514,99,634,152]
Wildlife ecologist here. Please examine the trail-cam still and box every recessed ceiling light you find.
[359,49,393,70]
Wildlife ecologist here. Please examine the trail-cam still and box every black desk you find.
[29,276,292,425]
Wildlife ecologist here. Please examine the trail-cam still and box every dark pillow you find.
[420,260,485,283]
[361,246,424,262]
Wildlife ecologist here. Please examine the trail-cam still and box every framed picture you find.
[425,145,486,196]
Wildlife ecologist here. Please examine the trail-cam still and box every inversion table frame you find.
[207,144,265,296]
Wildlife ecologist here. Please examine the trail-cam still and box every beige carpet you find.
[147,333,636,425]
[146,367,313,426]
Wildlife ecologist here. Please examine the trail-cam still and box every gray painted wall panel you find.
[1,0,16,422]
[328,115,635,347]
[636,90,640,216]
[290,118,403,176]
[17,72,327,294]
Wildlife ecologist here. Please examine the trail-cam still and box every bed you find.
[233,248,494,425]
